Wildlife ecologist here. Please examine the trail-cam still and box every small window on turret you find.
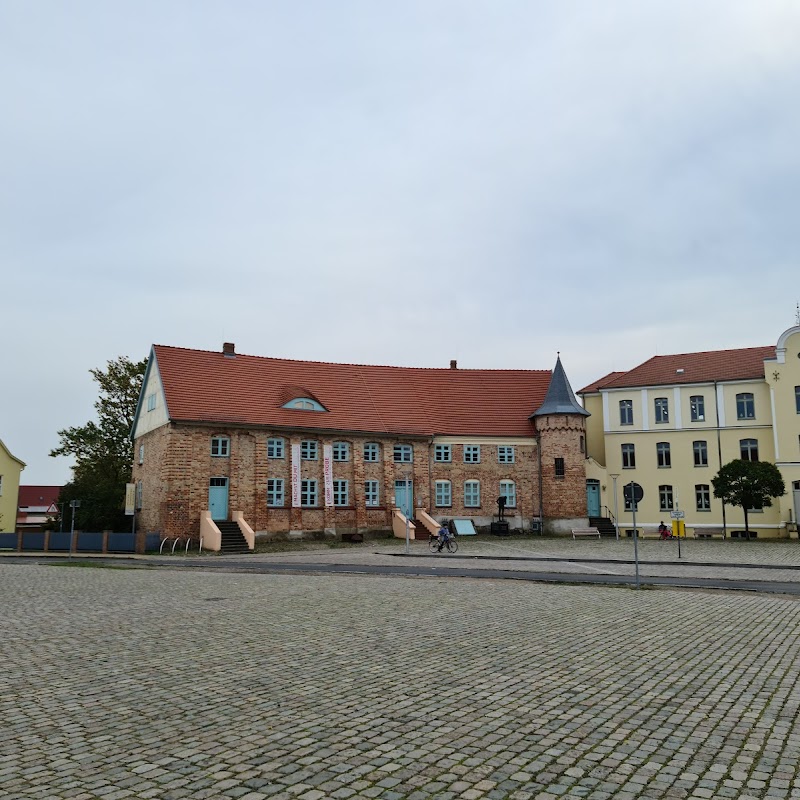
[554,458,565,478]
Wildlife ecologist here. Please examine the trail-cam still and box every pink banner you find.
[291,444,301,507]
[323,444,334,507]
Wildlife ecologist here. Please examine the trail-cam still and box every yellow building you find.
[0,438,25,533]
[579,325,800,539]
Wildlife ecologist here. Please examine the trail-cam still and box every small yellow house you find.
[0,438,25,533]
[579,324,800,539]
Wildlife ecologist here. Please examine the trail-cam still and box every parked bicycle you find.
[429,526,458,554]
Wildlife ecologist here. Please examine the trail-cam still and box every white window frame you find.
[464,445,481,464]
[696,484,711,511]
[301,440,318,460]
[693,440,708,467]
[621,443,635,469]
[301,479,318,507]
[736,393,755,420]
[464,480,481,508]
[499,480,516,508]
[654,397,669,424]
[332,442,350,462]
[656,442,671,468]
[394,444,413,463]
[135,480,143,510]
[690,395,705,422]
[267,438,285,459]
[435,480,452,507]
[267,479,285,507]
[364,480,380,507]
[497,446,515,464]
[363,443,380,462]
[434,444,452,463]
[146,393,156,412]
[659,485,674,512]
[740,438,759,461]
[333,479,349,506]
[211,436,230,457]
[138,444,144,465]
[619,399,633,426]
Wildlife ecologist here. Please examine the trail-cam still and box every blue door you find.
[586,480,601,517]
[395,480,413,518]
[209,478,229,521]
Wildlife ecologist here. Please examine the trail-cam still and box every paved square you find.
[3,561,800,799]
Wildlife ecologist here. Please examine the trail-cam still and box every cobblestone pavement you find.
[4,562,800,799]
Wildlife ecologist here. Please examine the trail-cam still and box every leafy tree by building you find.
[50,356,147,531]
[711,459,786,539]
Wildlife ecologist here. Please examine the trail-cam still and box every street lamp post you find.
[610,474,620,541]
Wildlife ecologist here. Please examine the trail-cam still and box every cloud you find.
[2,0,799,482]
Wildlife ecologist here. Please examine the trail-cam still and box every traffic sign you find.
[623,482,644,504]
[670,510,685,520]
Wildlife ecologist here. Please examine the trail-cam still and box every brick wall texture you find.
[132,416,588,539]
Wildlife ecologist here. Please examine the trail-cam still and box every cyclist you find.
[436,526,450,552]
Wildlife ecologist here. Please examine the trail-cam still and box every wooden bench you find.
[572,527,601,539]
[693,528,725,539]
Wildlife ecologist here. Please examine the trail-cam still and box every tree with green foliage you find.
[50,356,147,531]
[712,459,786,539]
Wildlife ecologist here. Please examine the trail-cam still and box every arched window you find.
[283,397,326,411]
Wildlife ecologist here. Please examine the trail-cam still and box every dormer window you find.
[283,397,326,412]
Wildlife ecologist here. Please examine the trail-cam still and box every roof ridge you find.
[152,345,550,373]
[647,345,772,359]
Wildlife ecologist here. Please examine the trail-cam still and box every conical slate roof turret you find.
[531,356,590,418]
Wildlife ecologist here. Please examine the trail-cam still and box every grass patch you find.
[48,560,139,570]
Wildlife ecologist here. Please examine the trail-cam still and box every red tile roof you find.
[18,486,61,508]
[578,371,626,394]
[153,345,553,437]
[580,346,774,392]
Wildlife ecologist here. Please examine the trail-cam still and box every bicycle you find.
[429,527,458,554]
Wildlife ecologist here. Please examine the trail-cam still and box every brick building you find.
[131,343,589,549]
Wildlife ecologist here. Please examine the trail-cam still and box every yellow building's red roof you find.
[580,346,774,392]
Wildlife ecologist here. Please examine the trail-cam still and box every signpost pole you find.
[69,499,80,559]
[610,474,620,540]
[629,482,640,590]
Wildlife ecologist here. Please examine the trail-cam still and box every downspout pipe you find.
[537,428,544,534]
[714,380,727,538]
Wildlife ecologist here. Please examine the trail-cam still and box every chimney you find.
[223,342,236,358]
[450,360,457,369]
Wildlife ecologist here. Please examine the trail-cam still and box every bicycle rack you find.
[159,536,203,555]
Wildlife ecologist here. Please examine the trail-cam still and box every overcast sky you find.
[3,1,800,485]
